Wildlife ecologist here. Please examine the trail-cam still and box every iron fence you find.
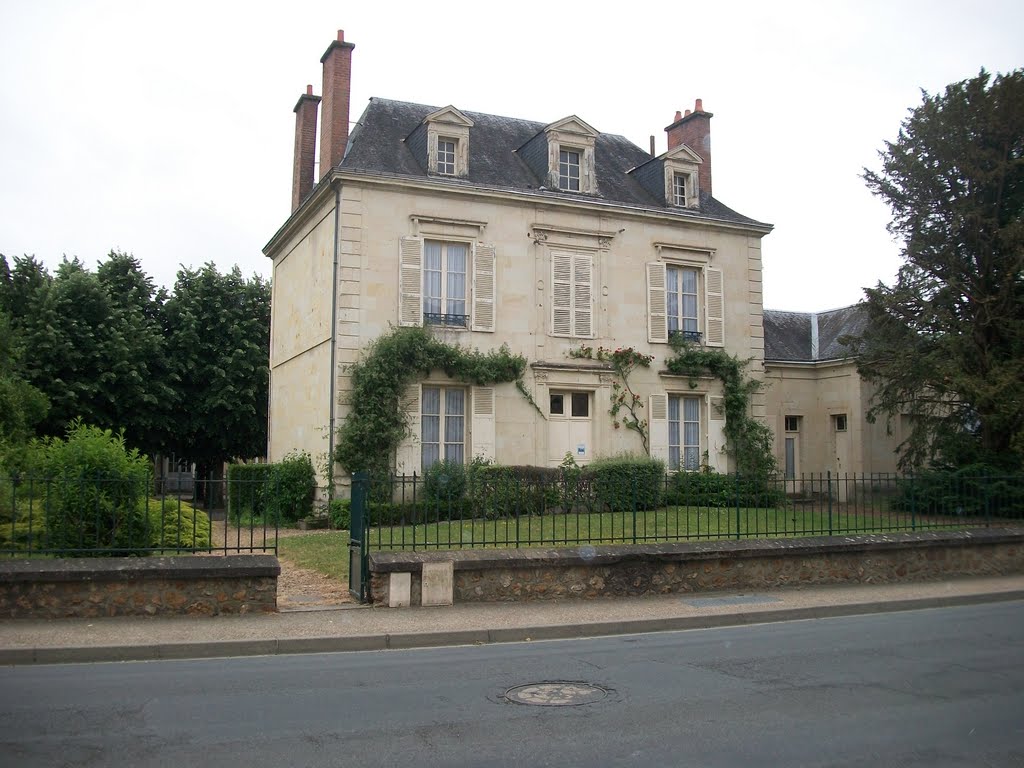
[355,470,1024,553]
[1,473,277,556]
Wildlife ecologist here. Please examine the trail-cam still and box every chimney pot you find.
[337,30,345,41]
[674,110,682,122]
[319,30,356,180]
[292,86,323,212]
[306,84,313,95]
[695,98,703,112]
[684,109,691,117]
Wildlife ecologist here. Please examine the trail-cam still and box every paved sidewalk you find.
[2,575,1023,665]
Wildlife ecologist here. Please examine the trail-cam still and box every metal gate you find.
[348,471,370,602]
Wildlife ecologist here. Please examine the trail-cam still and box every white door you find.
[548,391,593,465]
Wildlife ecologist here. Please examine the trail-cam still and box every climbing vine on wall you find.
[334,326,528,478]
[569,345,654,454]
[664,335,777,477]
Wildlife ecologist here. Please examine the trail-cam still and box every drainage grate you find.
[504,681,609,707]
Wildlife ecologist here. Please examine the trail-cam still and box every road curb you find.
[3,588,1022,666]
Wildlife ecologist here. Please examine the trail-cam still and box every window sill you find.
[423,313,469,328]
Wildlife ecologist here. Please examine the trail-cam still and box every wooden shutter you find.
[573,254,593,338]
[705,266,724,347]
[398,237,423,327]
[707,394,727,472]
[471,386,496,461]
[471,243,495,332]
[395,384,421,476]
[647,261,668,343]
[551,252,573,336]
[649,393,669,463]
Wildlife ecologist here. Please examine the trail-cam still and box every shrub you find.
[227,452,316,525]
[890,465,1024,518]
[147,498,211,549]
[587,455,665,512]
[664,470,784,509]
[467,464,558,518]
[35,421,150,555]
[328,498,351,530]
[422,459,468,506]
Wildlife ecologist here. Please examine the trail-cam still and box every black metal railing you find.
[1,473,277,557]
[669,329,703,343]
[423,312,469,328]
[352,470,1024,553]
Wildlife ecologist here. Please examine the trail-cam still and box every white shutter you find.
[471,243,495,332]
[649,393,669,463]
[471,386,496,461]
[705,266,724,347]
[573,254,593,338]
[707,394,728,473]
[398,237,423,327]
[551,252,573,336]
[647,261,668,343]
[395,384,421,476]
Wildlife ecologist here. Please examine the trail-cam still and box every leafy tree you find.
[0,309,49,459]
[163,264,270,478]
[856,69,1024,470]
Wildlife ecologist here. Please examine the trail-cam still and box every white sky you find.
[1,1,1021,312]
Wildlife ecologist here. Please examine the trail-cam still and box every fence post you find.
[909,470,917,531]
[631,470,638,545]
[735,470,741,540]
[827,470,833,536]
[349,471,369,602]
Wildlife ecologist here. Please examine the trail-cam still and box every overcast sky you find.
[1,1,1021,311]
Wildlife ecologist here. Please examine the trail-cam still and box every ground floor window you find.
[669,395,701,471]
[421,386,465,469]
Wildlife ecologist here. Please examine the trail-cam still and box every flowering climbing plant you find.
[568,345,654,454]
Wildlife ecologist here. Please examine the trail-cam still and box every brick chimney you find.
[319,30,355,181]
[291,85,322,212]
[665,99,713,198]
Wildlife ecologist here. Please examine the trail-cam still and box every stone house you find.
[264,30,901,485]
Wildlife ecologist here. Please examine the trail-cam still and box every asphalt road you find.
[2,601,1023,767]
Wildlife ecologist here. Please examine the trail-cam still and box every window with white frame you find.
[558,149,581,191]
[669,395,701,471]
[423,240,468,327]
[667,265,700,341]
[421,386,465,470]
[437,137,457,176]
[551,251,593,338]
[672,173,691,206]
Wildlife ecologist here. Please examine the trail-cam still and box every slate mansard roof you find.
[763,305,868,362]
[339,98,769,229]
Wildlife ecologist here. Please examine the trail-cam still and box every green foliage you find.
[164,264,270,471]
[663,469,784,508]
[334,326,527,477]
[569,345,654,452]
[587,455,665,512]
[422,459,468,505]
[889,465,1024,518]
[665,337,777,477]
[857,69,1024,471]
[467,463,559,518]
[0,309,48,460]
[33,420,150,555]
[147,498,211,549]
[328,498,351,530]
[227,452,316,525]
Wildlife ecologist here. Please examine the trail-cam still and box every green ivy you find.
[334,326,527,477]
[664,336,777,477]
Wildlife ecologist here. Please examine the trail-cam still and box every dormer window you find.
[663,144,702,208]
[437,137,457,176]
[559,149,582,191]
[420,105,473,178]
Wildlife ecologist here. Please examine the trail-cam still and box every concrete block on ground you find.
[389,573,411,608]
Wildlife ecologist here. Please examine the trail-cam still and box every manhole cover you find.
[504,681,608,707]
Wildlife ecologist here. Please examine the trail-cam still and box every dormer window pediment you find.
[423,105,473,177]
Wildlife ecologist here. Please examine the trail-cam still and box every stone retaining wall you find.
[0,556,280,618]
[368,529,1024,606]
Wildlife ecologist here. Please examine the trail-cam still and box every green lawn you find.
[276,531,351,583]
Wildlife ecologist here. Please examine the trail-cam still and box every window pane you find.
[680,268,697,294]
[668,396,680,471]
[683,396,700,421]
[683,447,700,471]
[421,388,440,472]
[550,394,564,415]
[571,392,589,417]
[422,387,440,416]
[785,437,796,479]
[424,241,442,270]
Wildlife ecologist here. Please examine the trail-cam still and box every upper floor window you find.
[662,145,702,208]
[423,240,468,327]
[551,251,594,338]
[667,265,700,342]
[437,138,457,176]
[672,173,691,206]
[558,149,582,191]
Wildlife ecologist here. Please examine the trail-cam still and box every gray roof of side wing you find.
[340,97,769,227]
[764,305,868,362]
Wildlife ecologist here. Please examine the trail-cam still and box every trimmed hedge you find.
[890,465,1024,518]
[586,455,665,512]
[227,451,316,525]
[147,498,211,549]
[664,470,785,508]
